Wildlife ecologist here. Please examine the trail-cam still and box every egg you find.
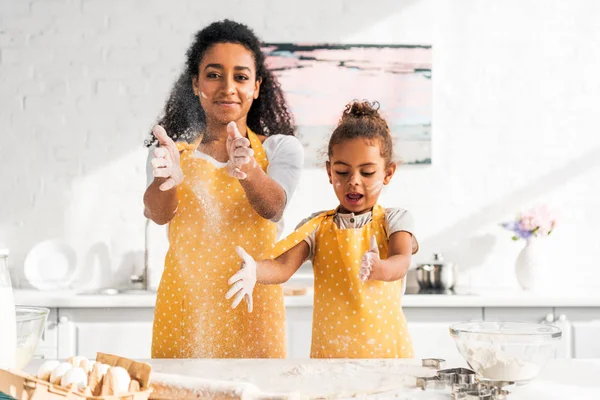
[60,367,88,391]
[101,366,131,395]
[88,362,111,396]
[110,366,131,393]
[80,359,97,374]
[67,355,88,368]
[36,360,60,381]
[49,362,73,385]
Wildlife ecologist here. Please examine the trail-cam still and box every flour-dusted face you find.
[192,42,261,125]
[326,138,396,214]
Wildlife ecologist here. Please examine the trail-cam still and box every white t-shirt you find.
[146,134,304,238]
[299,208,419,261]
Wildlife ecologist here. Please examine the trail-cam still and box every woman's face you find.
[192,42,261,126]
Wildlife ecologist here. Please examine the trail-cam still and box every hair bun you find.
[342,100,381,119]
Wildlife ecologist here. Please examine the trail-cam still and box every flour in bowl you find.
[459,333,547,382]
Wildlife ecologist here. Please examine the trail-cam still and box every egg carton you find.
[0,353,151,400]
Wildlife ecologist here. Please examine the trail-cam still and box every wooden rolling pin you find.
[149,372,305,399]
[149,372,260,399]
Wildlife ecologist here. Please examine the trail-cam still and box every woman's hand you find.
[150,125,184,191]
[225,121,255,180]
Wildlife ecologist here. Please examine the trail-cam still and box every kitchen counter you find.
[22,358,600,399]
[13,288,600,308]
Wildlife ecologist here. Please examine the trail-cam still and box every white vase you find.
[514,238,545,291]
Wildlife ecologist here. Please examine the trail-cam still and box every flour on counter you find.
[149,359,438,398]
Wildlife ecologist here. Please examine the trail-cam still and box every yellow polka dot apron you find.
[151,129,286,358]
[275,205,413,358]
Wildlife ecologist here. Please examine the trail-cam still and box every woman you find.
[144,19,303,358]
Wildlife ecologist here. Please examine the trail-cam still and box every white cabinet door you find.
[404,308,483,364]
[554,308,600,359]
[286,307,312,359]
[484,307,554,324]
[57,308,155,359]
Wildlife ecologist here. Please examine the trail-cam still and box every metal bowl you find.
[15,306,49,369]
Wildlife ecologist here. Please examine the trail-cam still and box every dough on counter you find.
[88,362,111,396]
[60,367,88,391]
[36,360,60,382]
[49,362,73,385]
[101,366,131,395]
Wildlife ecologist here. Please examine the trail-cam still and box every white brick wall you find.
[1,0,599,291]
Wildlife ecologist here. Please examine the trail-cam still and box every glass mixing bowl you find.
[15,306,49,370]
[450,321,562,383]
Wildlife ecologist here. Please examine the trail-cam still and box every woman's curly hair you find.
[145,19,295,147]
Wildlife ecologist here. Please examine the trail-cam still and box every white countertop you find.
[12,288,600,308]
[22,358,600,399]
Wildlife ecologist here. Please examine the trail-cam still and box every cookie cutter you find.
[452,382,511,400]
[422,358,446,370]
[452,388,511,400]
[438,367,477,385]
[417,364,512,399]
[416,376,446,390]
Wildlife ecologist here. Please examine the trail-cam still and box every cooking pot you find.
[416,253,456,290]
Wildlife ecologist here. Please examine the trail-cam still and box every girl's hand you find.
[150,125,184,191]
[359,235,380,282]
[225,121,255,180]
[226,246,257,312]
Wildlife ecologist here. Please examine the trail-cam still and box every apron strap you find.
[174,128,268,171]
[269,209,336,258]
[247,128,269,172]
[175,141,198,153]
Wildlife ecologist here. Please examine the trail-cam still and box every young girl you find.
[144,20,304,359]
[227,100,419,358]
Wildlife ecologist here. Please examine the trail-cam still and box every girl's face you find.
[192,42,261,126]
[326,138,396,214]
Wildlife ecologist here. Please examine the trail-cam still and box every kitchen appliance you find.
[416,253,456,291]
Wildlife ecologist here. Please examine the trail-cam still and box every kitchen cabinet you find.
[284,307,485,360]
[554,307,600,359]
[27,305,600,362]
[404,307,483,362]
[57,308,155,359]
[54,307,315,360]
[286,307,313,358]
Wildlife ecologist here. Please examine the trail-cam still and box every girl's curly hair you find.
[328,100,394,165]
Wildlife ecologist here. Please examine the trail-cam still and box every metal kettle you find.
[416,253,457,290]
